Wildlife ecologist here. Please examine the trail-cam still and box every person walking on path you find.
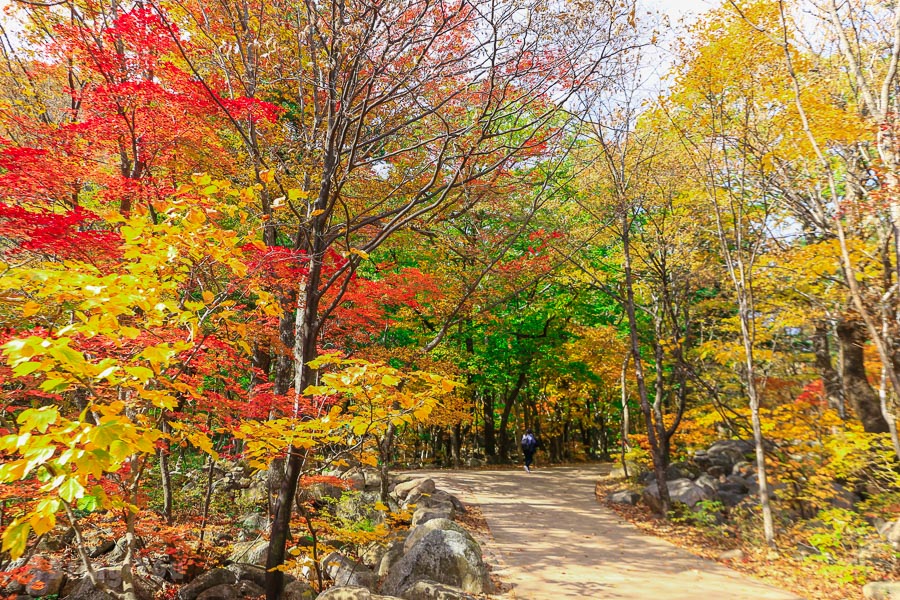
[521,429,539,472]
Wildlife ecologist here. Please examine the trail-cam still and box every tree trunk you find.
[813,322,845,417]
[482,392,496,459]
[498,370,527,461]
[621,213,670,514]
[837,317,890,433]
[451,422,462,467]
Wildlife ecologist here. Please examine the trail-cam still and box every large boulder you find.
[228,538,269,565]
[665,461,699,481]
[877,519,900,549]
[392,479,436,503]
[23,560,65,597]
[863,582,900,600]
[642,478,715,513]
[226,562,297,590]
[377,542,406,578]
[381,530,488,596]
[322,551,376,589]
[178,568,237,600]
[694,474,720,494]
[411,505,454,527]
[340,469,367,491]
[607,490,640,505]
[336,490,383,524]
[693,440,754,473]
[196,584,241,600]
[284,580,317,600]
[399,580,477,600]
[404,519,472,553]
[239,513,268,541]
[66,567,156,600]
[315,586,402,600]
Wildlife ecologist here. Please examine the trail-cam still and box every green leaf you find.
[58,478,85,503]
[17,407,58,433]
[77,495,99,513]
[12,361,42,377]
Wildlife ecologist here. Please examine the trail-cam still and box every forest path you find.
[422,464,805,600]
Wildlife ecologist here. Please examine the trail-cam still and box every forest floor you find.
[422,464,806,600]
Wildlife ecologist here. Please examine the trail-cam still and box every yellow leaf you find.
[22,301,41,317]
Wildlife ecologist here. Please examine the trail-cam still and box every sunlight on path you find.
[423,465,805,600]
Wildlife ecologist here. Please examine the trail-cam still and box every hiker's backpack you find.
[521,433,538,452]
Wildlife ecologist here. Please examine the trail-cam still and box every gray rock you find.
[304,481,346,504]
[827,482,860,510]
[362,469,383,491]
[694,440,754,472]
[731,461,755,478]
[607,490,640,505]
[315,587,402,600]
[89,540,116,558]
[381,530,488,596]
[377,542,406,578]
[717,491,745,507]
[336,491,382,524]
[228,538,269,565]
[665,462,699,481]
[239,482,269,506]
[341,469,367,491]
[706,465,726,478]
[322,552,376,589]
[719,475,749,495]
[717,549,745,562]
[877,519,900,549]
[695,474,719,493]
[196,584,241,600]
[24,561,64,597]
[404,519,472,553]
[178,568,237,600]
[66,567,155,600]
[239,513,268,541]
[284,579,316,600]
[411,505,454,526]
[642,478,715,512]
[226,563,295,590]
[392,479,436,502]
[393,473,426,485]
[864,582,900,600]
[608,461,641,479]
[399,580,477,600]
[415,490,460,514]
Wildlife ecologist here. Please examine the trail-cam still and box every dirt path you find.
[423,465,805,600]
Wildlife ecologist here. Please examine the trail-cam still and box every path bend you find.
[422,465,805,600]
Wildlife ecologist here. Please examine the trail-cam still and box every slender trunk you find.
[198,455,216,545]
[498,370,527,461]
[451,422,462,468]
[621,214,670,513]
[158,442,173,525]
[379,420,396,503]
[482,392,496,458]
[737,296,776,545]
